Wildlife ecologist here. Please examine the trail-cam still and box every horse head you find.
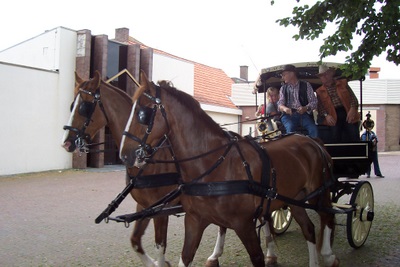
[120,71,171,168]
[62,71,109,153]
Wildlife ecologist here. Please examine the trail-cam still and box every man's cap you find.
[281,64,297,73]
[317,65,336,77]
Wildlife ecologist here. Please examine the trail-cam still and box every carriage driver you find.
[277,64,318,138]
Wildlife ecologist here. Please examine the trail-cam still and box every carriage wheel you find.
[346,181,374,248]
[271,207,292,235]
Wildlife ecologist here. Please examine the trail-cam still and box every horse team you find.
[62,71,339,267]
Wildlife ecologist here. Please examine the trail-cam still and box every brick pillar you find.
[89,34,108,168]
[115,28,129,43]
[126,44,141,96]
[240,65,248,81]
[73,29,92,169]
[140,47,154,81]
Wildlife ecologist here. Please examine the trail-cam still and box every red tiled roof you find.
[125,38,237,110]
[194,63,236,109]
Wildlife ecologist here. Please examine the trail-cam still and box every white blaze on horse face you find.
[61,95,81,145]
[120,99,137,160]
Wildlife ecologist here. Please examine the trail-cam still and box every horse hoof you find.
[205,259,220,267]
[266,256,278,266]
[330,258,340,267]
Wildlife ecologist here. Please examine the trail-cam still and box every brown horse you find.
[120,71,339,267]
[61,71,236,267]
[61,71,182,266]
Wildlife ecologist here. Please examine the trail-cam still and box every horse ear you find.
[133,71,151,102]
[93,70,101,88]
[140,70,149,86]
[74,71,84,95]
[75,71,84,86]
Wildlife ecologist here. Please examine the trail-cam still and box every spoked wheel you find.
[271,206,292,235]
[347,181,374,248]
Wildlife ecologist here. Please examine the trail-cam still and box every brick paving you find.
[0,152,399,266]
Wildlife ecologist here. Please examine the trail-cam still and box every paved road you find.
[1,152,399,266]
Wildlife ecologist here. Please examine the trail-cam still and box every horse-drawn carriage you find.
[253,62,374,248]
[62,63,375,266]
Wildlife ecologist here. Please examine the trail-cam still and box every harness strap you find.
[95,134,182,224]
[244,135,273,223]
[95,166,144,224]
[182,180,277,198]
[113,185,183,223]
[130,172,181,188]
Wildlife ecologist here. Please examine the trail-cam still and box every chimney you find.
[240,65,248,81]
[369,67,380,79]
[115,27,130,43]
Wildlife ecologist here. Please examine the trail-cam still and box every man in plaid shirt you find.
[277,64,318,138]
[316,65,360,142]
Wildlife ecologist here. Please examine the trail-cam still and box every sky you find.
[1,0,399,80]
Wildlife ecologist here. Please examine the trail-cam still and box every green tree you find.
[272,0,400,79]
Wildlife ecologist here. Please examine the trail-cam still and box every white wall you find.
[349,79,400,105]
[152,53,195,96]
[0,27,77,175]
[205,110,241,134]
[0,64,72,175]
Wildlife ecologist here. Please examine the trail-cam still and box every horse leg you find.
[153,216,171,267]
[178,214,208,267]
[234,223,265,267]
[318,211,339,267]
[205,226,227,267]
[289,205,319,267]
[131,214,156,266]
[263,221,278,266]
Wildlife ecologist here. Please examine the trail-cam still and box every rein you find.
[96,134,182,225]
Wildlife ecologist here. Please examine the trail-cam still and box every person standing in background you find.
[361,113,384,178]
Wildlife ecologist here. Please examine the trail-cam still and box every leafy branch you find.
[272,0,400,79]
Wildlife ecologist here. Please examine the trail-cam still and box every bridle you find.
[122,85,171,163]
[63,84,110,153]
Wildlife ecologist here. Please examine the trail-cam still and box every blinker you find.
[78,101,95,118]
[137,106,153,125]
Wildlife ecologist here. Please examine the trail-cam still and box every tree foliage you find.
[272,0,400,79]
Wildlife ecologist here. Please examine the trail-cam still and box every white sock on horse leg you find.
[321,226,337,266]
[307,241,319,267]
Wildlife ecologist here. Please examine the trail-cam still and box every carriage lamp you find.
[362,111,374,131]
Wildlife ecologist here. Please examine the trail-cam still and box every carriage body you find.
[254,62,373,179]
